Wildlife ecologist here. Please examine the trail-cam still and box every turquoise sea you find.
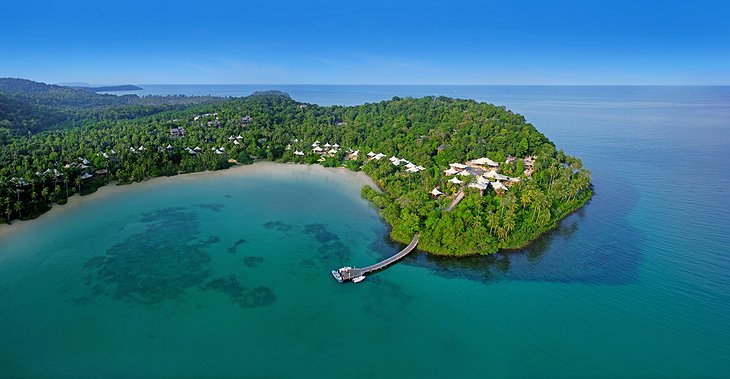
[2,86,730,378]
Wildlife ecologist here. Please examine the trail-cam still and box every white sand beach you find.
[0,162,380,240]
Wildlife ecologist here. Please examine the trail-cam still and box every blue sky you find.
[1,0,729,85]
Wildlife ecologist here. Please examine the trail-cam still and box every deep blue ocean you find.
[2,85,729,378]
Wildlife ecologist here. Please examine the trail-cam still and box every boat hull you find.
[331,270,343,283]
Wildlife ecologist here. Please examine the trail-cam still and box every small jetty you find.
[332,234,419,283]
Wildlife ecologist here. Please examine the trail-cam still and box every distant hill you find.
[0,78,140,109]
[0,78,222,109]
[0,78,225,134]
[0,78,67,94]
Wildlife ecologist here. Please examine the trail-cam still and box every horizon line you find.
[4,77,729,87]
[55,82,730,87]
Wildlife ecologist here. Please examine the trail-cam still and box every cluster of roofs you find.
[227,135,245,146]
[362,152,426,173]
[9,176,30,186]
[190,113,252,128]
[308,140,341,158]
[372,153,426,173]
[431,156,537,197]
[285,139,426,173]
[192,113,221,127]
[45,157,112,181]
[29,114,256,185]
[192,112,218,121]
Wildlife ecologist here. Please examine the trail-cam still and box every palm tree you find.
[0,197,8,221]
[42,187,49,205]
[532,191,549,223]
[505,193,518,213]
[14,201,22,220]
[503,210,516,236]
[497,226,507,240]
[487,211,499,235]
[520,190,532,210]
[75,176,82,193]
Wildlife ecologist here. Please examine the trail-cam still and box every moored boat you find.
[331,270,343,283]
[352,275,366,283]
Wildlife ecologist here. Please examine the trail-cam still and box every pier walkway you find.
[446,189,465,212]
[334,234,419,282]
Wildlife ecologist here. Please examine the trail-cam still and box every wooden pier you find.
[446,189,465,212]
[333,234,419,282]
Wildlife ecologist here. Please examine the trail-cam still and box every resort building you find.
[468,182,488,191]
[491,181,508,193]
[170,127,185,137]
[467,157,499,168]
[484,170,509,181]
[444,167,459,176]
[449,163,468,171]
[430,188,445,197]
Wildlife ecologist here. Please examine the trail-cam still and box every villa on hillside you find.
[523,156,537,177]
[170,127,185,137]
[430,187,445,197]
[435,155,536,197]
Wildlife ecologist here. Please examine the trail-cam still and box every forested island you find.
[0,78,591,256]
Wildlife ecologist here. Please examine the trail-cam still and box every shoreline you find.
[1,160,590,258]
[0,162,380,240]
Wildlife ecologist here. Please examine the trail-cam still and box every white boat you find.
[331,270,343,283]
[352,275,366,283]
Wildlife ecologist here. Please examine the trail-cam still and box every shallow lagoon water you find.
[2,86,730,378]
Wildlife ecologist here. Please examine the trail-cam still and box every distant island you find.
[0,78,591,256]
[73,84,144,92]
